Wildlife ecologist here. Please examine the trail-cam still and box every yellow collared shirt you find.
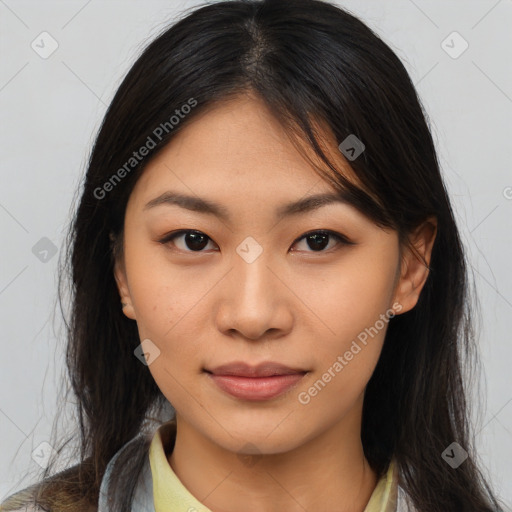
[149,421,399,512]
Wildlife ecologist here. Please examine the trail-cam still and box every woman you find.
[0,0,504,510]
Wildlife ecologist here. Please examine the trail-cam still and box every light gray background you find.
[1,0,511,506]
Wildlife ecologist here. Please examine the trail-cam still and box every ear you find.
[392,217,437,315]
[112,235,137,321]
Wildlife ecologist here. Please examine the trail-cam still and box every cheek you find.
[294,246,398,399]
[296,247,398,343]
[124,233,197,332]
[128,269,205,407]
[130,276,206,363]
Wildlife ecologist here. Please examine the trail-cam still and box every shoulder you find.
[0,484,45,511]
[1,464,98,512]
[0,486,97,512]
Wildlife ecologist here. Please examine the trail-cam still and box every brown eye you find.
[291,230,353,253]
[159,229,353,255]
[159,230,216,252]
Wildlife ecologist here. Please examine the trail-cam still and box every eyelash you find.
[158,229,354,254]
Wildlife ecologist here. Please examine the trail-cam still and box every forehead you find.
[127,93,359,212]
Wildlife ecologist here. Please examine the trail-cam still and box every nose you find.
[215,250,294,342]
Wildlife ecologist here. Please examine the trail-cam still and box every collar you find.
[99,420,406,512]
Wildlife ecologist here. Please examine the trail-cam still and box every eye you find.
[291,230,354,253]
[159,230,217,252]
[159,229,353,254]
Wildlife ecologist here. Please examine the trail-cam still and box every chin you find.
[200,414,310,455]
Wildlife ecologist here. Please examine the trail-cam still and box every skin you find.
[114,92,436,512]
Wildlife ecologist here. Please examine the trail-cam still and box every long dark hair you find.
[14,0,503,510]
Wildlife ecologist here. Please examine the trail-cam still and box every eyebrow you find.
[143,190,353,222]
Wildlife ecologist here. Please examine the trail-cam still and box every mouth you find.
[204,361,308,401]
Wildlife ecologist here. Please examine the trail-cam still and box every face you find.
[114,93,434,455]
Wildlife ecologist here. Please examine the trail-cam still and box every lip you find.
[204,361,307,401]
[207,361,305,377]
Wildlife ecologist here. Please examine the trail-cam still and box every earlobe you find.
[392,217,437,314]
[113,260,136,320]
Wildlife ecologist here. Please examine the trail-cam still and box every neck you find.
[167,407,378,512]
